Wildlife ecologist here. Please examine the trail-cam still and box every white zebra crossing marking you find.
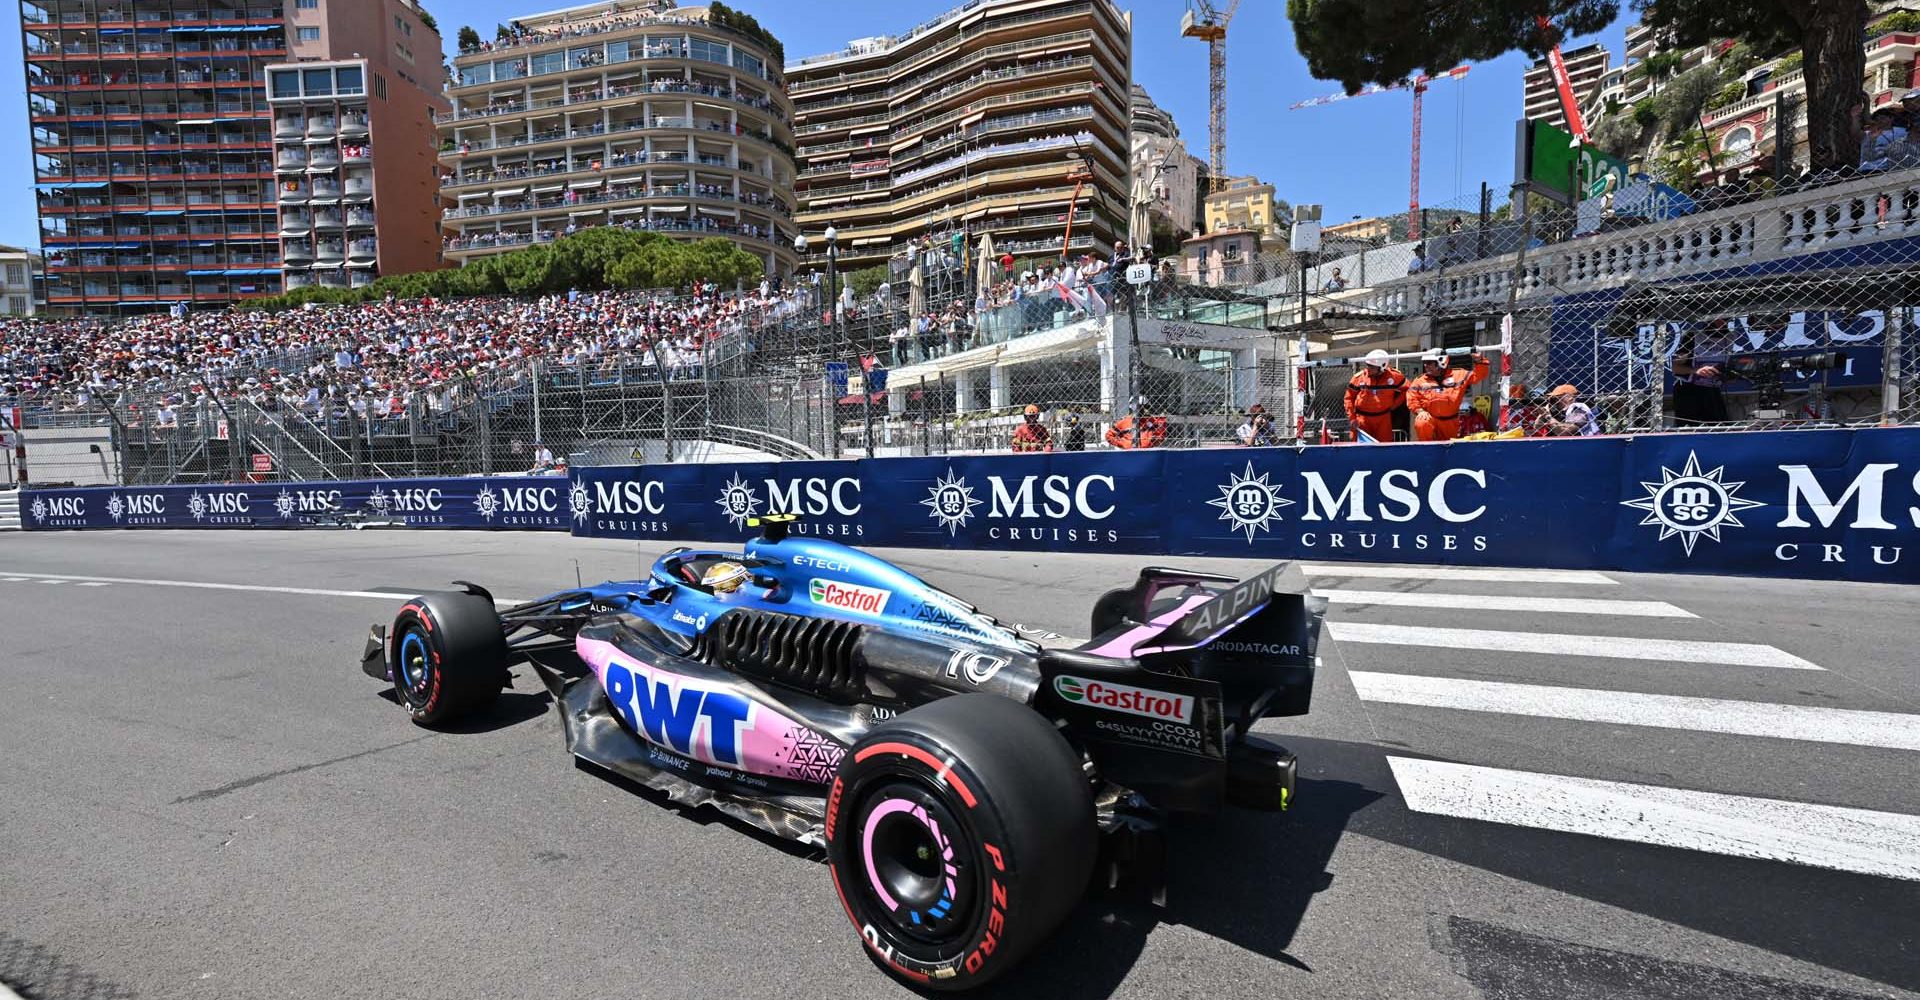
[1388,757,1920,881]
[1318,590,1695,618]
[1299,564,1617,585]
[1327,623,1822,670]
[1349,672,1920,751]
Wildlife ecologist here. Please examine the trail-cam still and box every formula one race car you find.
[358,516,1325,991]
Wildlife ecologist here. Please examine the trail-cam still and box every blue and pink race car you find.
[358,516,1325,990]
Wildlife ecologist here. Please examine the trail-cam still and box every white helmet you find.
[1421,349,1445,363]
[1362,349,1390,367]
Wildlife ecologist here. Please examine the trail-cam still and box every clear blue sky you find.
[0,0,1628,251]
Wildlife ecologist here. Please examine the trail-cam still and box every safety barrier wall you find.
[19,476,571,532]
[22,428,1920,584]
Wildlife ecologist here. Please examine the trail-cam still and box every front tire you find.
[389,591,508,726]
[826,694,1095,990]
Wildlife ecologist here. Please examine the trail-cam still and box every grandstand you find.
[6,161,1920,484]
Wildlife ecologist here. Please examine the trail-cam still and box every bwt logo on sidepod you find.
[923,468,1118,544]
[602,658,755,767]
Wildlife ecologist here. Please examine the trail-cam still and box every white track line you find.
[1299,564,1617,585]
[1388,757,1920,881]
[1328,622,1822,671]
[0,570,521,604]
[1350,672,1920,751]
[1319,590,1695,618]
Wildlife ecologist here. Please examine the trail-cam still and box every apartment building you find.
[0,245,44,316]
[19,0,443,313]
[1130,83,1200,245]
[788,0,1132,273]
[1522,42,1609,129]
[438,1,796,275]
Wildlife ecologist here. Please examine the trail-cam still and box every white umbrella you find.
[908,263,926,318]
[976,232,996,298]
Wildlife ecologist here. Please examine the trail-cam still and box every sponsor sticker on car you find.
[1053,675,1193,724]
[809,578,891,616]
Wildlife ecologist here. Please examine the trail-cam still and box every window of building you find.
[459,64,490,87]
[530,51,564,76]
[6,296,25,315]
[1722,126,1756,155]
[336,65,363,94]
[607,40,629,63]
[689,38,728,65]
[296,26,320,42]
[732,49,763,78]
[373,73,387,100]
[295,0,316,7]
[493,58,526,80]
[269,68,300,98]
[5,263,23,285]
[303,67,332,95]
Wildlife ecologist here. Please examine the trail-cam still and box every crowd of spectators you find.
[0,284,806,426]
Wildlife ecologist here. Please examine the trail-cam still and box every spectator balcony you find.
[306,116,336,139]
[284,271,314,289]
[312,208,343,229]
[347,238,377,262]
[340,143,370,165]
[275,116,303,138]
[1343,168,1920,320]
[345,207,376,229]
[277,180,309,204]
[348,268,375,288]
[282,239,313,262]
[307,148,341,171]
[278,209,310,236]
[315,239,344,262]
[309,179,341,203]
[342,176,373,201]
[338,113,369,138]
[318,269,349,289]
[274,148,310,171]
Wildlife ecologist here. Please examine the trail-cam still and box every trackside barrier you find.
[18,476,570,532]
[22,428,1920,584]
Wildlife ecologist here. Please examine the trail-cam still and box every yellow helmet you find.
[701,561,750,594]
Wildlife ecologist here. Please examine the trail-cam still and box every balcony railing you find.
[441,79,782,124]
[445,183,786,221]
[1347,168,1920,317]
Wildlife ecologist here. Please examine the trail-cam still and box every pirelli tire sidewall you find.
[826,693,1095,991]
[389,590,508,726]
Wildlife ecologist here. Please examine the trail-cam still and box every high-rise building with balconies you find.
[19,0,444,313]
[1522,42,1611,130]
[437,1,796,274]
[787,0,1131,273]
[268,56,447,293]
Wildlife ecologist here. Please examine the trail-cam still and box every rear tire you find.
[389,591,508,726]
[826,694,1095,991]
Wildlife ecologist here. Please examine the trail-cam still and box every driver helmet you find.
[701,561,750,595]
[1363,349,1391,369]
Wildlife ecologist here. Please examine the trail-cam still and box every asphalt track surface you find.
[2,530,1917,1000]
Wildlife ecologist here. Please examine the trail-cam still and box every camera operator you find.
[1237,403,1282,446]
[1671,347,1735,425]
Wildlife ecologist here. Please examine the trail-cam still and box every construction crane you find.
[1181,0,1240,195]
[1290,65,1470,241]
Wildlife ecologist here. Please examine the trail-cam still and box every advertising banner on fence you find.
[22,429,1919,584]
[20,476,571,532]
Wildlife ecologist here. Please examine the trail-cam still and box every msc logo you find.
[718,474,862,532]
[715,472,761,529]
[189,491,250,521]
[384,488,444,513]
[1621,451,1765,555]
[475,484,559,522]
[275,488,341,519]
[602,659,755,768]
[922,468,983,536]
[1208,462,1294,542]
